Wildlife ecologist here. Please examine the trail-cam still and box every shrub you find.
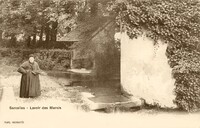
[34,49,71,71]
[168,47,200,111]
[0,48,72,71]
[174,73,200,112]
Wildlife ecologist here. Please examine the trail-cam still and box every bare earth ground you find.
[0,59,200,128]
[0,61,87,109]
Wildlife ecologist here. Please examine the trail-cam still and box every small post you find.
[70,50,74,69]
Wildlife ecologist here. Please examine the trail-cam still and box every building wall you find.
[71,21,119,71]
[120,32,176,108]
[91,21,120,77]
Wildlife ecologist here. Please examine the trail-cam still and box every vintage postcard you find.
[0,0,200,128]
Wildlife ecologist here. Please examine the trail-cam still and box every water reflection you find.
[47,71,121,97]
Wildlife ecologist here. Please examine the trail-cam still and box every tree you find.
[0,0,81,48]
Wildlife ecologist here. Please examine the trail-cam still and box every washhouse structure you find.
[115,32,176,108]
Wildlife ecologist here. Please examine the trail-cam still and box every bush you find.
[174,73,200,112]
[168,47,200,112]
[0,48,72,71]
[34,49,71,71]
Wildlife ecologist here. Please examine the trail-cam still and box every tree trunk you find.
[90,0,98,17]
[45,24,50,48]
[32,27,37,47]
[38,25,44,48]
[0,30,2,41]
[50,21,58,42]
[10,34,17,47]
[39,25,44,42]
[27,36,31,48]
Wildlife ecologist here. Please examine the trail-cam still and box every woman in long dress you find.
[17,54,41,98]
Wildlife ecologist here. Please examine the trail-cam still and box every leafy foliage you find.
[0,0,113,47]
[34,49,72,70]
[0,48,72,71]
[110,0,200,47]
[0,0,81,46]
[168,47,200,111]
[110,0,200,111]
[174,72,200,112]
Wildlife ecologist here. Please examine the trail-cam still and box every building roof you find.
[59,16,114,43]
[59,16,115,59]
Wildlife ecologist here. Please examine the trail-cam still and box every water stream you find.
[47,71,121,101]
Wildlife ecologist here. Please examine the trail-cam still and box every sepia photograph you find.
[0,0,200,128]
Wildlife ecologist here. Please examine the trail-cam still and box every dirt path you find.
[0,86,15,113]
[0,82,199,128]
[0,73,86,128]
[0,65,200,128]
[0,67,88,123]
[0,73,85,105]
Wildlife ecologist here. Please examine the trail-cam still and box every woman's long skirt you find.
[20,72,41,98]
